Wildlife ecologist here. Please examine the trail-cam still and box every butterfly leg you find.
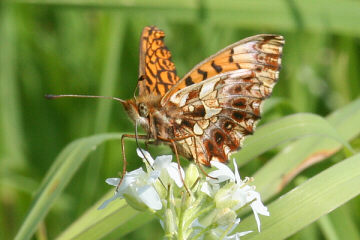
[116,134,149,192]
[169,139,191,195]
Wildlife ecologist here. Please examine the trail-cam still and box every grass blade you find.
[234,113,351,167]
[56,193,153,239]
[238,153,360,240]
[15,133,124,240]
[0,3,26,169]
[254,98,360,200]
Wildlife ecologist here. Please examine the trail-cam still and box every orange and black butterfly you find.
[123,26,284,166]
[48,26,284,171]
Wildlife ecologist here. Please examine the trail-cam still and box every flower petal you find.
[127,167,146,178]
[232,159,241,184]
[136,148,154,166]
[97,192,121,210]
[209,161,235,183]
[166,163,184,187]
[200,182,213,197]
[105,178,120,186]
[137,185,162,210]
[153,155,172,169]
[149,170,161,183]
[249,193,269,232]
[226,230,252,240]
[207,170,233,184]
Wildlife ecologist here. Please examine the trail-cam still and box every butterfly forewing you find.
[138,26,180,96]
[161,34,284,105]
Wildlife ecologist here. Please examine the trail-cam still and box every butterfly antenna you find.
[133,85,139,101]
[45,94,126,103]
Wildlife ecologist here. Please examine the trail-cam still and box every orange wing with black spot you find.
[138,26,180,96]
[161,34,284,105]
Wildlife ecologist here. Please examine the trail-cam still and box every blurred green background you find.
[1,0,360,239]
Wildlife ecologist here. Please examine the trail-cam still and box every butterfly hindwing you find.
[138,26,180,96]
[166,69,271,165]
[163,34,284,165]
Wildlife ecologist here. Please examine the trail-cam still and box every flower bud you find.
[123,193,149,211]
[213,208,237,226]
[214,183,243,209]
[185,164,199,189]
[164,208,177,235]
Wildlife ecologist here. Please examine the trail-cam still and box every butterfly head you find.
[122,99,151,133]
[138,102,149,117]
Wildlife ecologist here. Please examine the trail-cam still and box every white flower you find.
[207,159,269,232]
[200,160,233,197]
[248,191,270,232]
[207,161,236,184]
[98,167,162,211]
[137,148,185,187]
[136,148,155,166]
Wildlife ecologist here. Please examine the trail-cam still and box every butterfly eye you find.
[138,75,146,81]
[138,102,149,117]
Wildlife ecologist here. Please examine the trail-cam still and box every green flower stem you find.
[177,192,188,240]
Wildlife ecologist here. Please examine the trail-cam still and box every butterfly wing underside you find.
[163,35,284,165]
[138,26,180,96]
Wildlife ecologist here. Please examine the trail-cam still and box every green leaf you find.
[0,3,27,169]
[326,205,360,240]
[233,113,352,167]
[237,153,360,240]
[56,193,154,240]
[254,98,360,201]
[15,133,124,240]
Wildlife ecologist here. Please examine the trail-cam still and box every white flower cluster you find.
[99,149,269,239]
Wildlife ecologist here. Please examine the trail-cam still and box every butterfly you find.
[122,26,284,168]
[47,26,284,175]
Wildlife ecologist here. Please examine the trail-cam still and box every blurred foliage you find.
[0,0,359,239]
